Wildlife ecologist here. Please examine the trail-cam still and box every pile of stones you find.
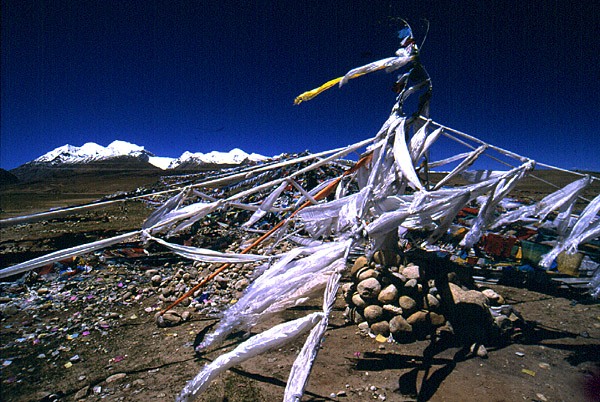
[342,250,522,347]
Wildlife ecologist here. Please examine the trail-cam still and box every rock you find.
[398,296,418,316]
[351,293,367,309]
[426,293,440,310]
[377,284,399,304]
[215,275,228,289]
[482,288,505,305]
[407,311,431,340]
[146,269,159,276]
[155,311,182,327]
[390,272,407,284]
[106,373,127,383]
[363,305,384,323]
[37,287,50,295]
[351,256,369,278]
[341,283,354,301]
[151,275,162,286]
[428,312,446,327]
[406,310,428,326]
[373,250,400,267]
[474,344,488,358]
[449,283,488,307]
[357,278,381,300]
[382,304,403,316]
[370,321,390,336]
[74,385,89,400]
[357,268,379,282]
[404,278,418,289]
[402,264,420,279]
[181,311,191,321]
[233,278,249,291]
[389,315,413,342]
[357,321,370,331]
[133,379,146,387]
[494,315,512,332]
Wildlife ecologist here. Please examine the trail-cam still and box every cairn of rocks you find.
[343,250,521,348]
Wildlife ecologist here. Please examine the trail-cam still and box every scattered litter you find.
[110,355,126,364]
[538,362,550,370]
[522,369,536,377]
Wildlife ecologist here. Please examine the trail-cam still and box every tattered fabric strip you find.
[491,176,591,229]
[147,235,270,264]
[283,262,345,401]
[433,145,488,190]
[177,312,323,402]
[392,119,424,190]
[460,161,535,248]
[243,181,289,228]
[408,120,430,163]
[197,241,351,351]
[417,127,443,162]
[0,231,141,279]
[540,192,600,268]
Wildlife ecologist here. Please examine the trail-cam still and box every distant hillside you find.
[10,155,161,183]
[0,169,19,186]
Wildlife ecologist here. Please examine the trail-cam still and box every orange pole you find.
[159,153,372,314]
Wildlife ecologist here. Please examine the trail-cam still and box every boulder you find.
[373,250,400,267]
[402,264,421,280]
[370,320,390,337]
[364,305,384,323]
[399,296,418,316]
[357,278,382,300]
[351,292,367,309]
[426,293,440,310]
[389,315,413,343]
[357,268,379,281]
[482,288,505,305]
[382,304,403,316]
[377,284,399,304]
[351,256,369,278]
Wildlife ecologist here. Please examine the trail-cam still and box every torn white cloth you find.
[540,192,600,268]
[0,231,141,279]
[433,145,488,190]
[283,267,343,401]
[491,176,591,229]
[392,119,424,191]
[197,241,351,351]
[243,181,289,227]
[177,312,323,402]
[148,235,270,264]
[460,161,535,248]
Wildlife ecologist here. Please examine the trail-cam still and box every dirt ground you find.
[1,175,599,402]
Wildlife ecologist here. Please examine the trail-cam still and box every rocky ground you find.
[1,173,599,402]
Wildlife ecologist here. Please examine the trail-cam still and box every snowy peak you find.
[34,140,153,165]
[28,140,269,170]
[168,148,268,169]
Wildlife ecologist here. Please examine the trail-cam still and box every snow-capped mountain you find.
[167,148,267,169]
[23,140,269,170]
[34,140,153,165]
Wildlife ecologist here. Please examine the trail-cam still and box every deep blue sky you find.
[2,1,599,171]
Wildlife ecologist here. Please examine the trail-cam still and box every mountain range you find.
[6,140,270,183]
